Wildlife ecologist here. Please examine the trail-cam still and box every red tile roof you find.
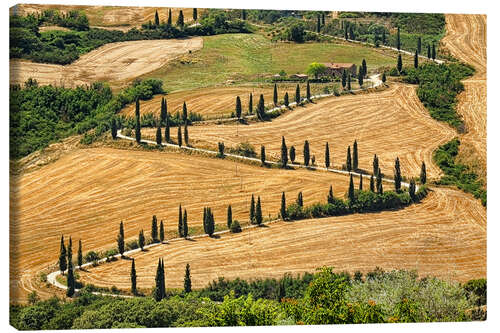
[323,63,355,69]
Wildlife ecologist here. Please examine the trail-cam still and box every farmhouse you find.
[323,62,357,77]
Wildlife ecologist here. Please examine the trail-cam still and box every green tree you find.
[227,205,232,228]
[217,142,225,158]
[289,146,296,163]
[182,101,188,123]
[184,263,192,293]
[304,140,310,166]
[297,191,303,207]
[156,126,162,145]
[281,136,288,168]
[322,13,325,25]
[397,53,403,73]
[59,235,67,274]
[160,97,167,125]
[280,191,287,220]
[154,10,160,26]
[77,239,83,268]
[260,145,266,166]
[358,69,364,87]
[153,259,163,301]
[414,50,419,69]
[235,96,242,119]
[273,83,278,105]
[382,29,386,44]
[257,94,265,120]
[348,174,355,203]
[396,26,401,50]
[394,157,402,192]
[370,174,375,192]
[325,142,330,169]
[117,221,125,257]
[306,62,327,79]
[165,111,170,143]
[177,10,184,27]
[182,209,188,238]
[111,117,117,139]
[135,99,141,144]
[382,72,386,84]
[409,179,416,201]
[347,74,351,90]
[349,24,355,40]
[344,24,348,40]
[295,84,301,104]
[346,146,352,171]
[178,205,183,237]
[151,215,158,243]
[427,44,431,58]
[327,185,334,204]
[138,230,145,251]
[376,169,383,194]
[255,196,263,225]
[359,174,363,190]
[159,220,164,243]
[361,59,367,77]
[242,9,247,20]
[130,259,137,295]
[353,140,358,170]
[250,194,255,223]
[184,122,189,146]
[432,43,436,60]
[66,237,75,297]
[417,36,422,53]
[193,8,198,21]
[248,93,253,114]
[306,80,311,101]
[167,8,172,26]
[342,69,347,89]
[284,92,289,107]
[288,23,305,43]
[177,124,182,147]
[373,154,379,175]
[316,14,321,33]
[420,161,427,184]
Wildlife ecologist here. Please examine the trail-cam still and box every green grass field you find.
[143,33,408,92]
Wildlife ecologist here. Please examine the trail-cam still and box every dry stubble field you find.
[10,37,203,89]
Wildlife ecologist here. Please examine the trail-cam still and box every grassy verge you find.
[433,138,486,206]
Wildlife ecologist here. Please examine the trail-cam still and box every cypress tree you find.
[280,191,287,220]
[167,9,172,26]
[135,99,141,144]
[184,263,192,293]
[397,53,403,73]
[303,140,310,166]
[235,96,242,119]
[165,111,170,143]
[242,9,247,20]
[111,117,117,139]
[154,259,162,301]
[257,94,265,120]
[273,83,278,105]
[159,220,164,243]
[347,74,351,90]
[117,221,125,257]
[396,26,401,50]
[359,174,363,190]
[322,13,325,25]
[394,157,402,192]
[376,169,383,194]
[432,44,436,60]
[203,207,207,234]
[409,179,416,201]
[59,235,67,274]
[177,10,184,27]
[370,174,375,192]
[227,205,232,228]
[348,174,355,203]
[382,72,386,84]
[248,93,253,114]
[151,215,158,243]
[66,237,75,297]
[417,36,422,53]
[344,24,348,40]
[325,142,330,169]
[250,194,255,224]
[316,14,321,33]
[77,239,83,268]
[362,59,367,77]
[289,146,296,163]
[346,146,352,171]
[156,126,162,145]
[182,102,188,123]
[217,142,225,157]
[358,69,364,87]
[138,230,145,251]
[327,185,334,204]
[420,161,427,184]
[160,98,167,125]
[182,209,188,238]
[177,124,182,147]
[281,136,288,168]
[154,10,160,26]
[306,80,311,101]
[373,154,379,175]
[349,25,355,40]
[295,84,300,105]
[255,196,263,225]
[382,29,386,44]
[160,259,166,299]
[297,192,303,207]
[284,92,289,107]
[178,205,183,237]
[193,8,198,21]
[414,50,419,68]
[342,69,347,89]
[261,145,266,166]
[184,122,189,146]
[130,259,137,295]
[427,44,431,59]
[353,140,358,170]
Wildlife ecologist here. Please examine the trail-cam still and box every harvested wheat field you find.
[442,14,487,179]
[78,186,486,290]
[10,147,353,302]
[120,83,333,119]
[10,4,199,29]
[10,38,203,89]
[149,84,455,180]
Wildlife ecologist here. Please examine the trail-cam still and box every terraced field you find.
[78,186,486,290]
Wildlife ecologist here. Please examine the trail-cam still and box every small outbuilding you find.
[323,63,357,77]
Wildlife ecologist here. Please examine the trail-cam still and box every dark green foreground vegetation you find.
[10,268,486,329]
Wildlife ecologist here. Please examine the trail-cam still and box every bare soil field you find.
[10,38,203,89]
[144,84,456,180]
[78,186,486,290]
[442,14,487,179]
[10,147,352,302]
[10,4,199,29]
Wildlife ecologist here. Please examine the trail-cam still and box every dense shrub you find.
[229,220,242,233]
[463,279,486,306]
